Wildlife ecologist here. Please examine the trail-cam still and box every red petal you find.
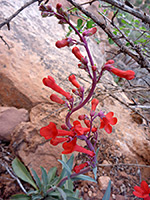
[105,124,112,134]
[109,117,117,125]
[40,122,58,139]
[50,138,68,146]
[141,181,149,193]
[106,112,114,118]
[100,120,105,129]
[74,144,95,157]
[58,129,74,137]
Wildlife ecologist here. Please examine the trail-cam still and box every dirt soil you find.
[0,135,149,200]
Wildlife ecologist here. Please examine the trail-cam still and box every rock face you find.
[0,107,29,141]
[0,0,149,178]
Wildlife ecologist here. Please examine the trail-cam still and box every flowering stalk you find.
[39,2,135,188]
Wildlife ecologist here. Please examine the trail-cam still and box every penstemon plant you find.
[11,2,149,200]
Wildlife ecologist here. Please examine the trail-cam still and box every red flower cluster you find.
[40,121,95,157]
[100,112,117,134]
[43,76,72,101]
[133,181,150,199]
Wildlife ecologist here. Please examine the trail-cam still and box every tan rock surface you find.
[0,107,29,141]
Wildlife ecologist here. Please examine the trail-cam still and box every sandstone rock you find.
[0,107,29,141]
[98,176,111,190]
[10,122,63,176]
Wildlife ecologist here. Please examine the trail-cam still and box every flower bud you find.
[83,27,97,37]
[41,11,49,17]
[50,94,65,104]
[69,74,80,88]
[92,65,97,71]
[72,47,88,65]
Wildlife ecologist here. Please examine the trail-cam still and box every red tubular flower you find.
[100,112,117,134]
[73,162,89,173]
[43,76,72,100]
[50,94,65,104]
[110,67,135,80]
[69,74,80,88]
[72,47,87,65]
[133,181,150,199]
[50,137,69,146]
[55,38,69,48]
[62,138,95,157]
[40,122,58,139]
[40,122,74,140]
[83,27,97,37]
[91,98,99,111]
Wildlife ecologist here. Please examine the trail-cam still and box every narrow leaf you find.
[12,158,37,189]
[58,160,71,177]
[47,167,57,184]
[56,187,67,200]
[10,194,30,200]
[66,154,74,170]
[93,167,97,180]
[31,168,42,191]
[71,174,97,183]
[102,180,111,200]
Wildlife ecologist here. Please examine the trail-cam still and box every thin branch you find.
[0,160,27,194]
[0,35,10,49]
[0,0,39,30]
[100,0,150,25]
[66,0,150,72]
[98,163,150,168]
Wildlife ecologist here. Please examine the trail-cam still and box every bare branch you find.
[0,35,10,49]
[100,0,150,25]
[0,0,39,30]
[66,0,150,72]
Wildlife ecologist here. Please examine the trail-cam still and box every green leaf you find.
[77,19,83,28]
[41,167,48,185]
[102,180,111,200]
[32,195,43,200]
[12,158,37,190]
[87,20,94,28]
[41,167,48,194]
[108,38,114,45]
[58,160,71,178]
[65,178,73,191]
[71,174,97,183]
[31,168,42,191]
[10,194,30,200]
[27,190,38,195]
[93,167,97,180]
[67,197,81,200]
[139,26,146,31]
[66,154,74,170]
[55,187,67,200]
[47,167,57,184]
